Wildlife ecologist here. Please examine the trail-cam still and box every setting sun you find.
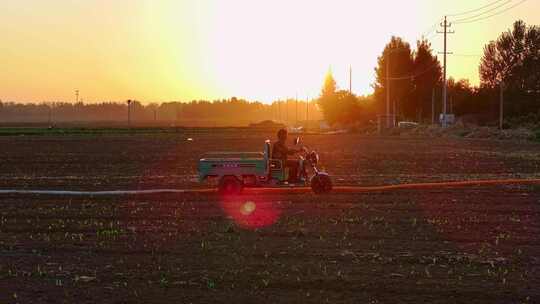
[1,0,537,103]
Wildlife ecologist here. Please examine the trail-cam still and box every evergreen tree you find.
[318,70,340,125]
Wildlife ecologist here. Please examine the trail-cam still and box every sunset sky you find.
[0,0,537,103]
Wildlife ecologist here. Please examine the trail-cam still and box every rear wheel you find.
[311,174,333,194]
[218,176,243,195]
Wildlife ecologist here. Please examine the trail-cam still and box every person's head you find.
[277,128,288,142]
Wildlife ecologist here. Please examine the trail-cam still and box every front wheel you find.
[218,176,243,196]
[311,174,333,194]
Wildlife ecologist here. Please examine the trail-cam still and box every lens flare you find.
[240,201,256,216]
[220,197,281,229]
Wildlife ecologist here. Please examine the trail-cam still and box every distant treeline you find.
[0,98,323,127]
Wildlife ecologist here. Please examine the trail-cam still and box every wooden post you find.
[499,81,504,130]
[431,88,435,125]
[127,100,132,128]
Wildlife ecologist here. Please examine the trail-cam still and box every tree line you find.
[317,20,540,128]
[0,98,322,127]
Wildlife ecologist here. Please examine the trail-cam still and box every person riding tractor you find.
[198,129,333,194]
[272,128,307,183]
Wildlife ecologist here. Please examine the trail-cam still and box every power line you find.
[454,0,528,24]
[447,0,508,17]
[454,46,529,61]
[452,0,514,23]
[419,17,446,43]
[425,29,440,41]
[421,20,442,38]
[383,61,441,80]
[452,53,483,57]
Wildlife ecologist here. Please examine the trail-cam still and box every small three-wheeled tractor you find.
[198,138,332,195]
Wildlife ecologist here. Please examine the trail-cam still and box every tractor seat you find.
[265,140,284,168]
[265,140,287,180]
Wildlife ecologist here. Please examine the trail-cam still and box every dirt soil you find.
[1,130,540,303]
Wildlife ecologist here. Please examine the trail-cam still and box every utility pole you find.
[393,97,397,127]
[442,16,449,127]
[386,55,391,128]
[175,103,179,127]
[278,101,281,122]
[385,47,410,128]
[500,81,504,130]
[286,99,289,125]
[349,66,352,94]
[75,90,80,122]
[295,94,298,127]
[438,16,454,128]
[48,103,52,126]
[127,99,132,128]
[431,88,435,125]
[306,96,309,131]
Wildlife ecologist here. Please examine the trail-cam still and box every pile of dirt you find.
[248,120,286,130]
[464,127,534,140]
[400,124,536,141]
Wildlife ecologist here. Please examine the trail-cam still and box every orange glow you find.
[220,197,281,229]
[0,0,537,103]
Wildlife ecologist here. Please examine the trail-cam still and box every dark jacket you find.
[272,140,295,161]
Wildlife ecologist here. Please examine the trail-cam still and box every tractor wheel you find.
[310,174,333,194]
[218,176,243,195]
